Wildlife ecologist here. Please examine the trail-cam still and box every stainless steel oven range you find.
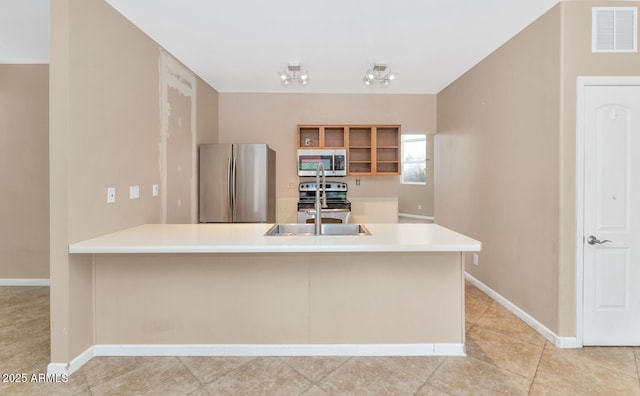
[297,181,351,224]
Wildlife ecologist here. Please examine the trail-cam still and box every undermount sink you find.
[264,223,371,236]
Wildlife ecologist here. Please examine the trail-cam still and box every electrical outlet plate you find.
[473,253,479,266]
[130,185,140,199]
[152,184,159,197]
[107,187,116,204]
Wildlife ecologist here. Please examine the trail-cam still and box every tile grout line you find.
[527,340,549,395]
[412,356,449,396]
[175,356,214,396]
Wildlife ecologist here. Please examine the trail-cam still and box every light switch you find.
[107,187,116,204]
[130,185,140,199]
[152,184,159,197]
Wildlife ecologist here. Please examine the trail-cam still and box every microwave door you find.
[299,154,333,176]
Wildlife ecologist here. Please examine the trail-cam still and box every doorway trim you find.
[575,76,640,347]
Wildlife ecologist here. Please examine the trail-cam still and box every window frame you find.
[400,134,427,185]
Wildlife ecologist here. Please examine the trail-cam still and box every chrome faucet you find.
[314,163,328,235]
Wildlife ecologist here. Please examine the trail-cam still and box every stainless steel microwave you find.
[297,149,347,176]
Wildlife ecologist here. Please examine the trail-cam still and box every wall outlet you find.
[107,187,116,204]
[130,185,140,199]
[355,179,361,186]
[152,184,159,197]
[473,253,479,266]
[287,180,296,189]
[418,204,422,210]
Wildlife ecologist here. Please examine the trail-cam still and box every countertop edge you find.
[68,223,482,254]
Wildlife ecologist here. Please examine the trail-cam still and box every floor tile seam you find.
[175,356,215,395]
[470,322,546,348]
[85,356,184,392]
[413,356,449,395]
[312,356,357,394]
[283,355,354,387]
[533,343,639,395]
[633,349,640,382]
[525,340,549,395]
[384,357,445,385]
[273,356,318,387]
[463,351,540,383]
[190,356,260,387]
[556,350,640,380]
[586,360,640,381]
[295,383,319,396]
[74,369,97,396]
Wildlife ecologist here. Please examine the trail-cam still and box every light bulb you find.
[367,72,375,80]
[301,73,308,80]
[280,73,287,81]
[388,74,396,80]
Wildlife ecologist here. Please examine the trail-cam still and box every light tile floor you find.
[1,283,639,395]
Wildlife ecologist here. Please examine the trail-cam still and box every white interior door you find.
[583,84,640,345]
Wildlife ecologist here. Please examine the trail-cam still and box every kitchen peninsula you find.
[69,223,480,358]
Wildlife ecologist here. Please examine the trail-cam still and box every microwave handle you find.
[332,155,335,171]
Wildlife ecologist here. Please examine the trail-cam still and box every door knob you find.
[586,235,612,245]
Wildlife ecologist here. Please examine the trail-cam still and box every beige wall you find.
[218,93,436,222]
[437,0,640,337]
[0,65,50,279]
[436,6,562,332]
[50,0,218,363]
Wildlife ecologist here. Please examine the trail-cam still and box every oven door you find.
[297,208,351,224]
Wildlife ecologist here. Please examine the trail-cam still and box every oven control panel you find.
[299,182,348,192]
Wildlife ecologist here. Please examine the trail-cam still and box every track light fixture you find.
[363,64,396,86]
[279,63,310,86]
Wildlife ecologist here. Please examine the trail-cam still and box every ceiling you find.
[1,0,560,94]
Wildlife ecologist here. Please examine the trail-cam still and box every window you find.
[401,134,427,184]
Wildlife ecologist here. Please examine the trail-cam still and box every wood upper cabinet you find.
[298,126,346,148]
[297,124,401,176]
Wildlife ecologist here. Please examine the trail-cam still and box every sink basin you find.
[264,223,371,236]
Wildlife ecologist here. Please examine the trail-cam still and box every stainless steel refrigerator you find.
[199,144,276,223]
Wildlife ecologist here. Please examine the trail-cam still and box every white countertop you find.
[68,223,481,254]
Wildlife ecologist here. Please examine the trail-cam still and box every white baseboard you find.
[398,213,435,221]
[68,346,95,375]
[50,343,465,375]
[46,363,68,376]
[0,279,50,286]
[465,273,579,349]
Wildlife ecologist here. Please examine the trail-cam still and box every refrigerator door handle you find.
[231,154,237,220]
[227,156,234,220]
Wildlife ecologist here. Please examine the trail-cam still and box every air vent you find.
[592,7,638,53]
